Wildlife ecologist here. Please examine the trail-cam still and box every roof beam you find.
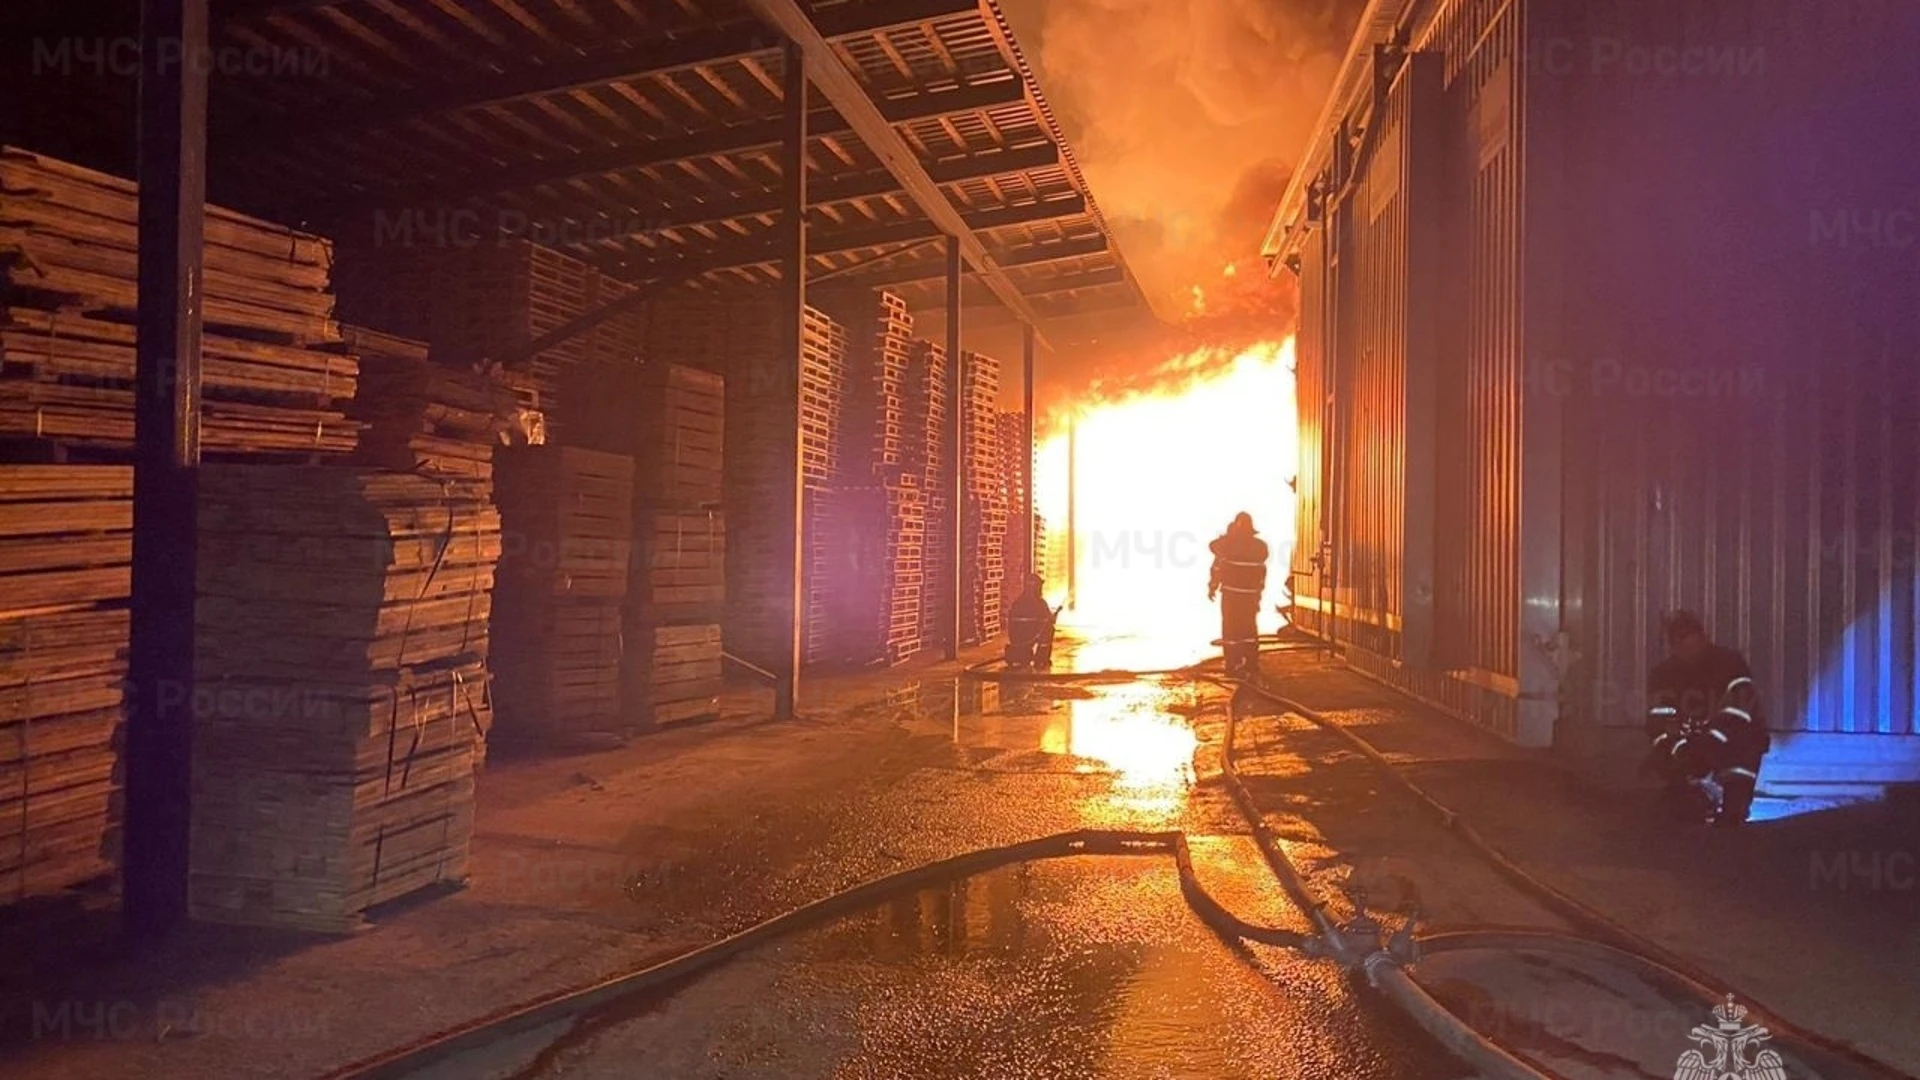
[742,0,1049,343]
[315,79,1026,219]
[512,142,1059,248]
[221,0,985,148]
[601,195,1089,282]
[834,233,1107,289]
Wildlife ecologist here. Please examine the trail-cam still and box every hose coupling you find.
[1360,949,1402,988]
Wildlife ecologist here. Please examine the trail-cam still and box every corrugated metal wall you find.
[1289,0,1920,763]
[1291,230,1330,622]
[1553,0,1920,753]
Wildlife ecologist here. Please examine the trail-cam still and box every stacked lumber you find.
[331,238,642,425]
[0,147,361,457]
[489,446,633,743]
[1,465,129,904]
[191,466,498,931]
[960,352,1007,646]
[561,358,727,727]
[906,341,952,650]
[345,326,518,487]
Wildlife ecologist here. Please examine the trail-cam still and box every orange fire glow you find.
[1034,337,1299,668]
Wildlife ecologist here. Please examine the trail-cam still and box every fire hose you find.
[966,643,1912,1078]
[314,643,1910,1080]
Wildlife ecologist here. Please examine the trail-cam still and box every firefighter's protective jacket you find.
[1209,533,1269,599]
[1006,591,1053,644]
[1645,645,1770,761]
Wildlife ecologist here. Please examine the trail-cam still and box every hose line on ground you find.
[1225,676,1909,1077]
[316,830,1304,1080]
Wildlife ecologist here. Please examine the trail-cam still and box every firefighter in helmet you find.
[1004,574,1058,670]
[1208,512,1269,679]
[1643,610,1770,827]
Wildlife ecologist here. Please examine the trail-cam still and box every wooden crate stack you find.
[560,359,726,727]
[0,147,360,458]
[345,326,519,488]
[1,465,129,903]
[906,340,951,651]
[489,445,633,744]
[960,352,1007,646]
[191,466,498,931]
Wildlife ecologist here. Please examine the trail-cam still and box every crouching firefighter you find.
[1208,512,1269,680]
[1004,574,1059,670]
[1643,610,1770,827]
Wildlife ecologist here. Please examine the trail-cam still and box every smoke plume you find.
[999,0,1366,326]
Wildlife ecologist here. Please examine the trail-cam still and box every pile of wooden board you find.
[191,466,498,931]
[0,147,360,458]
[489,446,633,744]
[906,341,952,651]
[1,465,129,903]
[331,239,638,427]
[561,358,726,728]
[960,352,1007,646]
[346,326,519,487]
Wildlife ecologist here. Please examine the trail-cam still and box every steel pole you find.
[774,40,808,720]
[944,235,964,659]
[126,0,209,942]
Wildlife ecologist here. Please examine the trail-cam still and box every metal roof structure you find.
[7,0,1151,330]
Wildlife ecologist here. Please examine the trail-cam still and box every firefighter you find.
[1643,610,1770,827]
[1208,512,1269,679]
[1004,574,1058,669]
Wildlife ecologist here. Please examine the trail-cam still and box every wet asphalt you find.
[430,638,1473,1080]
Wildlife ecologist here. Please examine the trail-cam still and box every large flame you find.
[1035,337,1299,668]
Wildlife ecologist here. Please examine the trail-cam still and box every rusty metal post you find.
[944,235,964,659]
[126,0,209,941]
[774,39,807,720]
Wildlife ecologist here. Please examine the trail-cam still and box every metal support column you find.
[773,40,807,720]
[943,235,964,660]
[126,0,209,941]
[1066,415,1077,611]
[1021,323,1035,588]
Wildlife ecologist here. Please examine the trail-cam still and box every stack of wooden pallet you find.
[345,326,519,488]
[191,466,498,931]
[906,341,952,649]
[720,302,848,670]
[561,359,726,727]
[997,410,1038,591]
[489,445,633,744]
[812,290,925,666]
[1,465,129,904]
[960,352,1007,646]
[0,147,361,458]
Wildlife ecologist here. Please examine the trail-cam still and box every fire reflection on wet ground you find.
[540,629,1467,1079]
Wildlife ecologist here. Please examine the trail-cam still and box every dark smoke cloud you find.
[999,0,1367,324]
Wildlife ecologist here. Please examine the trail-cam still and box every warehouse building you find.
[1265,0,1920,795]
[0,0,1147,930]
